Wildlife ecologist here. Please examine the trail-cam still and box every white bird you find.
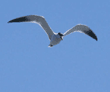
[8,15,98,47]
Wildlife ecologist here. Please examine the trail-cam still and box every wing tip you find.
[95,37,98,41]
[88,29,98,41]
[7,20,13,23]
[7,16,29,23]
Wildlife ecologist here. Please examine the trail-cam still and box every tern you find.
[8,15,98,47]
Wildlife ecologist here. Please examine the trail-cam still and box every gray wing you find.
[8,15,54,40]
[63,24,98,41]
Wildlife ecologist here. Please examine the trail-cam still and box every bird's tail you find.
[48,44,53,47]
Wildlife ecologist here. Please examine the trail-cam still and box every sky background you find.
[0,0,110,92]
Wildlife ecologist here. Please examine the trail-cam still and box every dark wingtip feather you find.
[86,29,98,41]
[8,21,12,23]
[96,37,98,41]
[8,17,29,23]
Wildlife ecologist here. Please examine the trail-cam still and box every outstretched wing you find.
[8,15,54,40]
[63,24,98,41]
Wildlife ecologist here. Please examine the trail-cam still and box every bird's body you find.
[49,33,63,47]
[8,15,98,47]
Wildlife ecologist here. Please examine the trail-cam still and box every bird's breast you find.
[50,35,62,45]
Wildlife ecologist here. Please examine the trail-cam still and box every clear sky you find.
[0,0,110,92]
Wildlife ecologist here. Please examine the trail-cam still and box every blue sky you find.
[0,0,110,92]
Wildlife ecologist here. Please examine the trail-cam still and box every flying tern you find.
[8,15,98,47]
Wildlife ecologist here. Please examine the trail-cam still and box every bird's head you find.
[58,32,63,36]
[58,32,64,40]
